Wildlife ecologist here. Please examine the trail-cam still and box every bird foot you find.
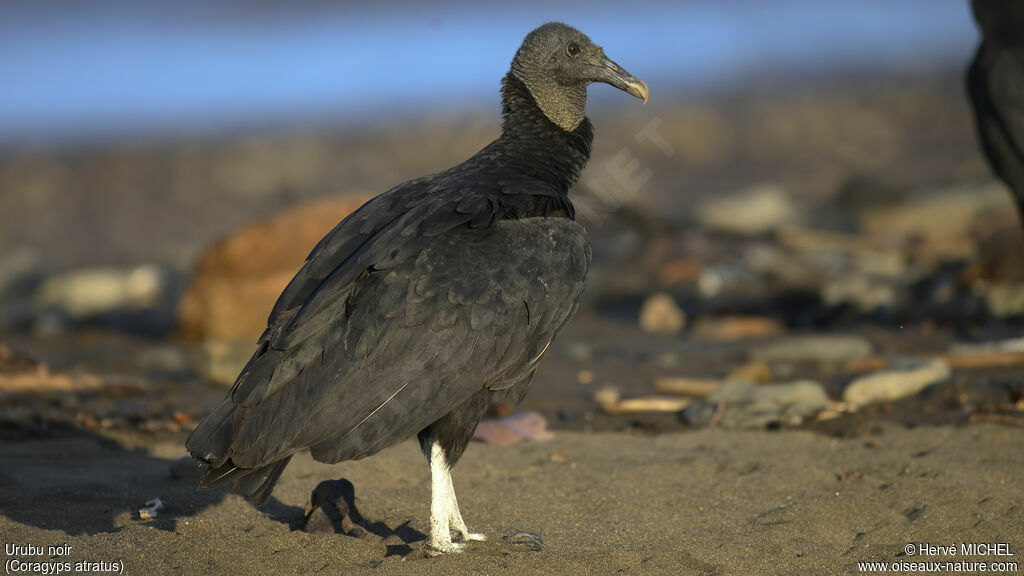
[453,529,487,542]
[427,539,467,555]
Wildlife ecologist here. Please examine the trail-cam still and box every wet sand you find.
[1,423,1020,575]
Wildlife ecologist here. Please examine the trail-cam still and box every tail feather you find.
[185,398,235,466]
[187,393,292,506]
[199,457,292,506]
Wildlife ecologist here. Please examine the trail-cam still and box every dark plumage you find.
[967,0,1024,223]
[186,22,647,553]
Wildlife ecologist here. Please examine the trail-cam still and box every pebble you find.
[821,276,897,312]
[842,359,951,406]
[950,337,1024,355]
[683,380,829,429]
[501,531,544,552]
[639,292,686,335]
[592,386,621,408]
[35,265,165,319]
[979,283,1024,318]
[693,315,784,342]
[751,334,873,364]
[695,183,799,236]
[726,361,773,384]
[858,181,1009,248]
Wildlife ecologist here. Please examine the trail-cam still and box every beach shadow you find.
[296,478,426,557]
[0,427,229,535]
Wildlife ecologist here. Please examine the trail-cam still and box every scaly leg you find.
[446,469,486,542]
[428,441,485,553]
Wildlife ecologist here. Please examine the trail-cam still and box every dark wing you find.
[261,176,433,335]
[968,44,1024,211]
[202,202,589,469]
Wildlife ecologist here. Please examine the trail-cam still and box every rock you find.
[601,395,691,414]
[501,531,544,552]
[821,275,897,312]
[471,421,521,446]
[858,181,1011,254]
[177,194,371,343]
[693,316,784,342]
[654,377,721,397]
[950,337,1024,355]
[683,380,829,429]
[695,183,799,236]
[726,361,773,384]
[978,283,1024,317]
[842,359,951,406]
[592,386,621,408]
[775,227,907,278]
[35,265,165,319]
[657,258,702,285]
[639,292,686,334]
[473,410,553,445]
[751,334,873,364]
[696,262,760,299]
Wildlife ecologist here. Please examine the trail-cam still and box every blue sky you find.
[0,1,977,144]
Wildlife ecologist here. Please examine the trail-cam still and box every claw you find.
[428,540,466,555]
[454,530,487,542]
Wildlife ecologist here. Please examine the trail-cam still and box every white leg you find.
[429,442,460,553]
[447,471,486,542]
[428,441,485,553]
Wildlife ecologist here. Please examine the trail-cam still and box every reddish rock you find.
[638,292,686,335]
[177,194,371,344]
[473,410,553,445]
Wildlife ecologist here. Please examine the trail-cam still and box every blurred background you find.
[1,0,1021,438]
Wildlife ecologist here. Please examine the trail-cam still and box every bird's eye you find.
[566,42,580,56]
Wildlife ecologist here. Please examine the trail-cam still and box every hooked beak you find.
[590,57,648,103]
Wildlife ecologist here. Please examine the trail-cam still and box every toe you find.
[451,527,487,542]
[428,541,465,555]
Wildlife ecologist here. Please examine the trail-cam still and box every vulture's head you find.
[510,22,648,131]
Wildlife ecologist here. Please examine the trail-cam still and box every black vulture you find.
[967,0,1024,224]
[186,22,648,553]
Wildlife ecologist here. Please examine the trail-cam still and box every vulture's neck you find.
[492,74,594,194]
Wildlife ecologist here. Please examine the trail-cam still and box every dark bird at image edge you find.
[967,0,1024,225]
[186,22,648,554]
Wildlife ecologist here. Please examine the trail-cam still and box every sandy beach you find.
[2,421,1021,575]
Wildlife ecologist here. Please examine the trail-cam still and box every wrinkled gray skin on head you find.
[511,22,647,131]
